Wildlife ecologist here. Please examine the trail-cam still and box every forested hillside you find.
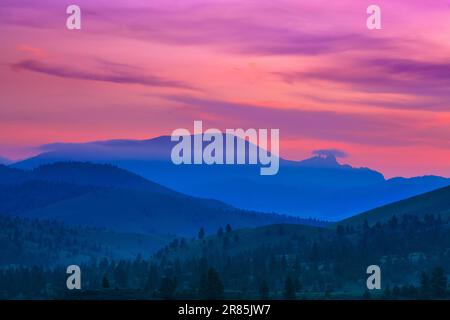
[0,214,171,267]
[1,213,449,299]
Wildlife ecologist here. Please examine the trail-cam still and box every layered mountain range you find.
[11,135,450,220]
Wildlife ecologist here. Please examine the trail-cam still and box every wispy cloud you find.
[11,59,196,90]
[165,95,450,148]
[276,57,450,111]
[0,0,395,57]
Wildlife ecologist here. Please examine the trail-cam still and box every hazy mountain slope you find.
[337,185,450,227]
[0,165,29,185]
[0,157,11,165]
[1,162,174,194]
[1,162,318,237]
[33,162,174,194]
[0,181,96,215]
[0,214,172,267]
[20,187,313,236]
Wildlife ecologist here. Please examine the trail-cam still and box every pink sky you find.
[0,0,449,177]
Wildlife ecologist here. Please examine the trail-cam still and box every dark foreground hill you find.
[337,185,450,227]
[1,162,174,194]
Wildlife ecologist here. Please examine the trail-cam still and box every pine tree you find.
[362,289,371,300]
[431,267,447,298]
[259,280,269,299]
[392,285,401,298]
[420,271,431,299]
[222,236,230,249]
[382,284,392,299]
[362,219,370,233]
[114,261,128,289]
[159,276,177,299]
[198,227,205,240]
[389,215,398,229]
[283,277,296,299]
[102,274,110,289]
[324,283,333,299]
[201,268,223,299]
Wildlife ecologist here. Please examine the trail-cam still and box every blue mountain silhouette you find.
[0,163,315,236]
[12,136,450,220]
[0,156,11,165]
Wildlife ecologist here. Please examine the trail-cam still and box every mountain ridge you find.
[336,185,450,227]
[0,156,11,165]
[9,135,450,220]
[0,162,324,237]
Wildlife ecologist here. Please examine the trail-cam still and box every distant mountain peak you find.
[292,154,351,169]
[309,154,339,165]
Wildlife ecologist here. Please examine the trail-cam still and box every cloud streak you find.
[11,59,195,90]
[0,0,395,57]
[276,57,450,111]
[165,95,450,148]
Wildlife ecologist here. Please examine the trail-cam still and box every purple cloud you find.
[0,0,394,57]
[295,92,447,112]
[276,57,450,111]
[164,95,450,148]
[373,58,450,82]
[11,59,195,90]
[115,12,394,57]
